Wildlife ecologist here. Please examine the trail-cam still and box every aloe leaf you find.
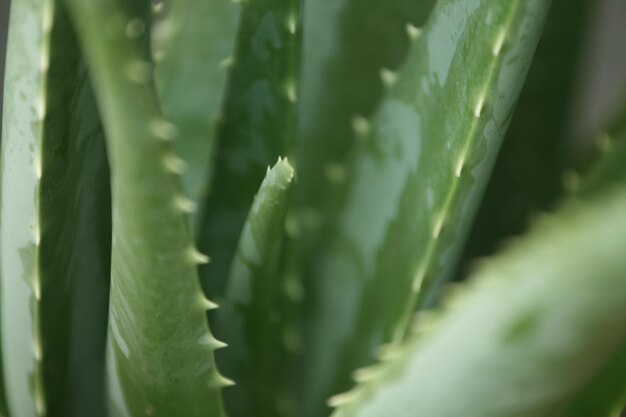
[299,0,551,413]
[458,0,593,275]
[331,188,626,417]
[1,1,112,416]
[214,157,294,417]
[151,0,240,228]
[294,0,436,219]
[197,0,301,300]
[555,104,626,417]
[62,0,229,416]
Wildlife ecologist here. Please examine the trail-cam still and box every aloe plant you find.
[1,0,626,417]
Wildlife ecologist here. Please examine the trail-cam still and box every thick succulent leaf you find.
[557,104,626,417]
[1,1,111,416]
[299,0,551,413]
[214,158,294,417]
[62,0,229,416]
[151,0,240,227]
[458,0,593,276]
[294,0,436,217]
[197,0,301,301]
[331,188,626,417]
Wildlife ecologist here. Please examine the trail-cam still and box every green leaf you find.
[151,0,240,228]
[62,0,229,416]
[298,0,551,413]
[1,1,111,416]
[557,102,626,417]
[294,0,436,221]
[197,0,301,301]
[331,188,626,417]
[214,157,294,417]
[458,0,593,277]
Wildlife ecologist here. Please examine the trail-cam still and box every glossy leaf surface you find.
[62,0,229,415]
[458,0,592,279]
[198,0,301,303]
[1,1,111,416]
[332,188,626,417]
[152,0,240,227]
[215,158,294,417]
[299,0,551,413]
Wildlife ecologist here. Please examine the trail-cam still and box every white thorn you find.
[198,334,227,349]
[380,68,398,86]
[432,214,444,238]
[34,222,41,246]
[199,297,218,311]
[40,51,50,72]
[285,79,297,103]
[351,115,371,137]
[327,391,357,408]
[406,23,421,41]
[173,195,196,213]
[212,373,235,387]
[163,154,187,174]
[33,278,41,301]
[35,390,46,416]
[37,96,46,120]
[353,366,380,383]
[149,119,178,141]
[492,30,506,57]
[454,153,466,177]
[474,95,485,118]
[33,334,43,361]
[286,13,297,34]
[189,248,210,264]
[219,56,235,69]
[35,156,42,180]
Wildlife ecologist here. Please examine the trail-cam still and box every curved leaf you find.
[1,1,111,416]
[458,0,593,278]
[331,188,626,417]
[197,0,301,303]
[151,0,240,228]
[215,157,294,417]
[62,0,229,415]
[299,0,551,413]
[557,101,626,417]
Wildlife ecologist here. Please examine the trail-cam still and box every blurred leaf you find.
[331,188,626,417]
[152,0,240,228]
